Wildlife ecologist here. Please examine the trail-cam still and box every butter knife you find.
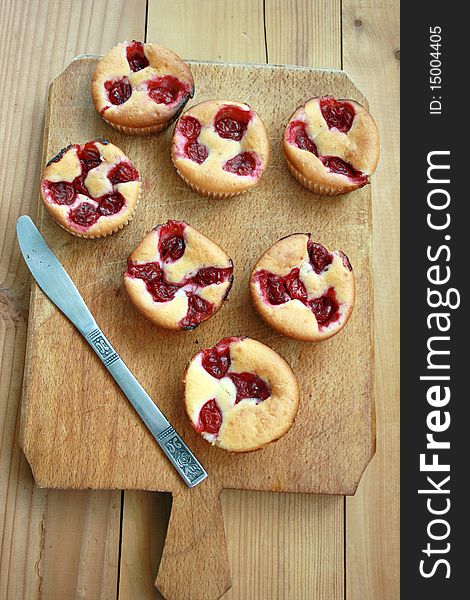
[17,215,207,488]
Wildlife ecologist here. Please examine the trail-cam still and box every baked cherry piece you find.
[124,221,234,331]
[70,202,99,227]
[308,241,333,274]
[98,193,125,216]
[214,105,251,141]
[184,336,300,452]
[126,41,149,72]
[198,399,223,435]
[92,41,194,134]
[105,78,132,105]
[45,181,75,205]
[185,140,208,164]
[172,100,270,198]
[250,233,356,342]
[319,97,355,133]
[223,152,257,176]
[40,140,141,238]
[147,75,187,105]
[108,162,139,184]
[283,95,380,195]
[158,220,186,262]
[179,116,201,140]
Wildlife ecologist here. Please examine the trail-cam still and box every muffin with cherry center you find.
[124,220,233,330]
[40,139,141,238]
[283,96,379,195]
[250,233,355,342]
[171,100,269,198]
[92,41,194,134]
[184,336,300,452]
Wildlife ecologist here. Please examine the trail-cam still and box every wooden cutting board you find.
[22,57,375,600]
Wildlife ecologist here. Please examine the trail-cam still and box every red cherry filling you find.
[201,343,231,379]
[286,117,366,184]
[181,293,213,329]
[228,372,271,404]
[223,152,257,177]
[105,78,132,105]
[98,193,125,216]
[214,105,251,141]
[309,288,339,326]
[108,162,139,184]
[284,268,308,302]
[161,236,185,261]
[256,269,341,328]
[46,181,75,205]
[73,174,88,196]
[192,267,233,286]
[320,97,355,133]
[78,143,102,173]
[127,261,162,282]
[287,121,318,155]
[256,271,290,305]
[69,202,99,227]
[178,116,201,140]
[147,76,184,105]
[320,156,367,183]
[198,399,222,435]
[338,251,353,271]
[159,221,186,262]
[147,280,179,303]
[126,41,149,72]
[185,140,208,164]
[307,241,333,274]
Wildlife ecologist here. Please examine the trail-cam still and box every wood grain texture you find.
[342,2,400,599]
[22,57,374,598]
[39,491,121,600]
[221,490,345,600]
[119,491,171,600]
[24,59,374,495]
[157,483,231,600]
[265,0,342,68]
[147,0,266,63]
[0,1,146,598]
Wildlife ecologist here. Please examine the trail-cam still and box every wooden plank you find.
[117,2,346,600]
[40,491,121,600]
[222,490,344,600]
[265,0,342,68]
[119,492,171,600]
[147,0,266,63]
[0,1,147,598]
[342,2,400,600]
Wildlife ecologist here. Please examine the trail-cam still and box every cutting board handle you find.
[156,482,231,600]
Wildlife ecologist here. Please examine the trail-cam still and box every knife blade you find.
[17,215,207,488]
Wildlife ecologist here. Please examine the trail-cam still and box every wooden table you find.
[0,1,399,598]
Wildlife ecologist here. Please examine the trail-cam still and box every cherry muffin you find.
[283,96,379,195]
[250,234,355,342]
[124,221,233,330]
[40,140,141,238]
[92,41,194,134]
[171,100,269,198]
[184,336,300,452]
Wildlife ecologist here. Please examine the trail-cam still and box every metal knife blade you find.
[17,215,207,488]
